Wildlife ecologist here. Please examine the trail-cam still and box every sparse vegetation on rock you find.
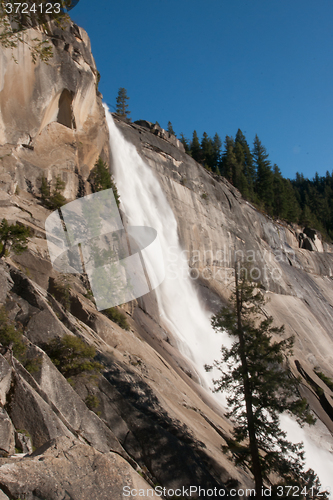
[88,157,120,207]
[85,393,100,413]
[42,334,102,379]
[0,306,26,359]
[51,276,72,311]
[39,175,66,210]
[0,218,30,260]
[102,307,130,330]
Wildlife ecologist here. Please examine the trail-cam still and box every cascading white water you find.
[104,105,333,493]
[104,105,226,389]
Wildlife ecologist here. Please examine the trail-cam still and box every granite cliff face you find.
[0,19,109,200]
[0,18,333,500]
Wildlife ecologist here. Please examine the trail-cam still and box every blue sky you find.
[70,1,333,180]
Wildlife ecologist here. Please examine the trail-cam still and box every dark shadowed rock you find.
[91,356,229,492]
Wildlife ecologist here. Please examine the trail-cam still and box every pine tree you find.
[208,265,316,498]
[221,136,236,182]
[212,133,222,172]
[190,130,202,163]
[283,179,302,223]
[51,176,67,209]
[88,157,120,207]
[272,164,288,218]
[39,176,66,210]
[40,176,51,201]
[201,132,214,170]
[233,142,249,196]
[167,121,176,136]
[235,129,255,199]
[180,133,190,154]
[253,135,274,212]
[116,87,130,118]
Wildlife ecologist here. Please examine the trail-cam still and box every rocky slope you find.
[0,17,333,500]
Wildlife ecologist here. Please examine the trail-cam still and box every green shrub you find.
[0,306,26,360]
[85,394,100,411]
[88,157,120,207]
[52,276,71,310]
[24,357,43,374]
[42,334,102,379]
[0,218,31,260]
[103,307,130,330]
[39,175,66,209]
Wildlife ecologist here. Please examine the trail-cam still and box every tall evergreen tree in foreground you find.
[207,265,324,499]
[116,87,130,118]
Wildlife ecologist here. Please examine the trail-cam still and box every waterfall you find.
[103,105,226,390]
[104,105,333,493]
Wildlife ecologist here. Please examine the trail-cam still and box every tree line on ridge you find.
[178,128,333,241]
[114,87,333,241]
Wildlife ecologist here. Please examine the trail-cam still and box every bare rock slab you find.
[0,436,160,500]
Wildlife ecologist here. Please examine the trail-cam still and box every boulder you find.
[15,432,33,454]
[303,227,324,252]
[300,234,316,251]
[0,409,15,456]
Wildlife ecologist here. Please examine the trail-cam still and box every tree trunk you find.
[235,267,263,499]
